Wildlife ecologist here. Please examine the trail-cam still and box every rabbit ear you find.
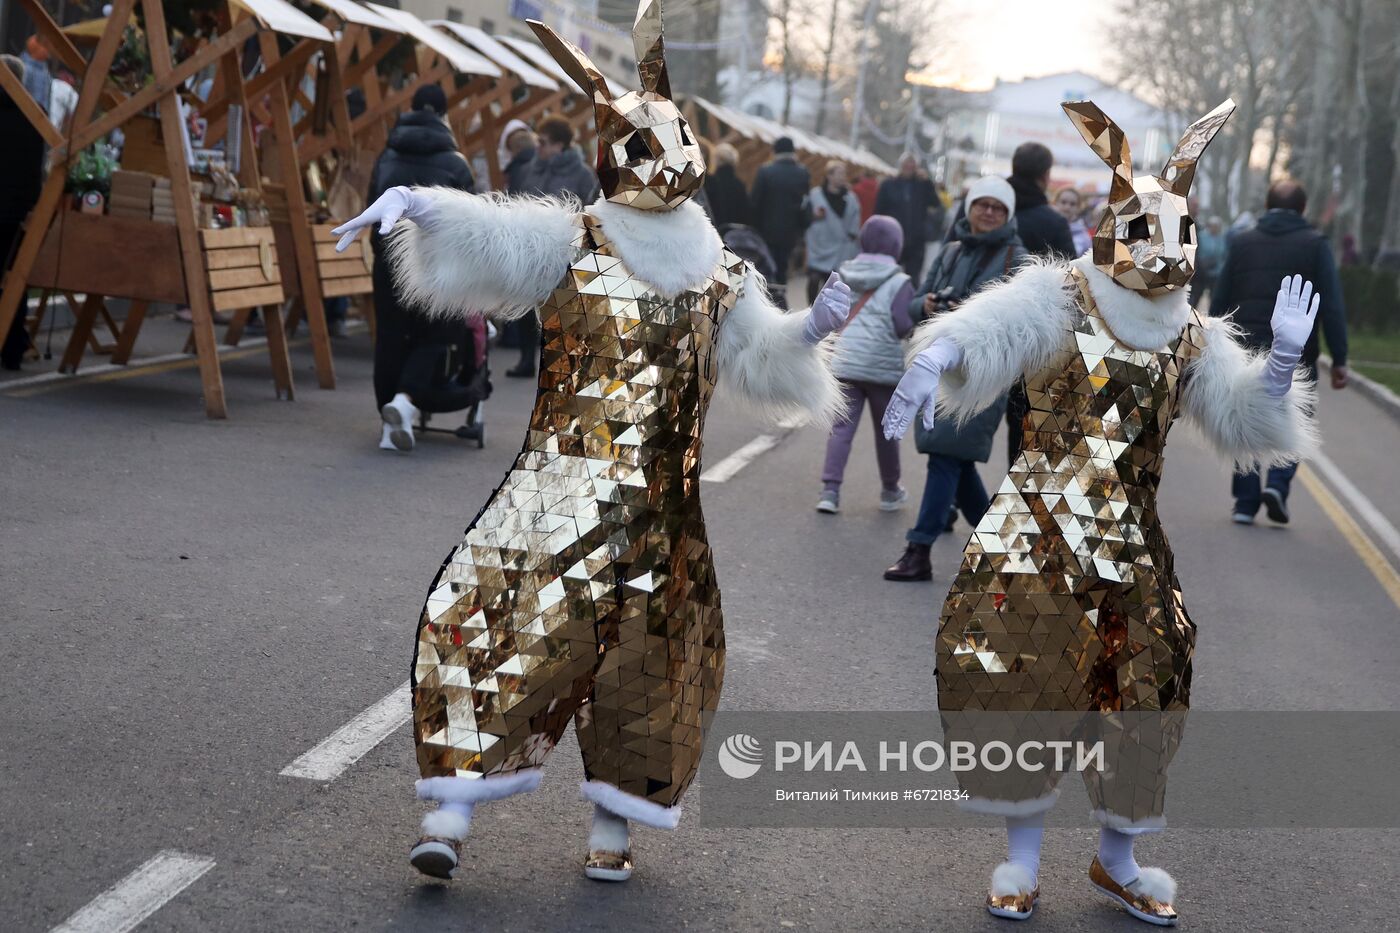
[1062,101,1134,203]
[528,19,613,104]
[1159,98,1235,196]
[633,0,671,97]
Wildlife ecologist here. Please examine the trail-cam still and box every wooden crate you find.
[200,226,284,311]
[313,224,373,298]
[30,210,187,302]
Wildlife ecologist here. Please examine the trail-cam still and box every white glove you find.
[331,186,433,253]
[882,337,963,440]
[1262,274,1320,398]
[801,272,854,344]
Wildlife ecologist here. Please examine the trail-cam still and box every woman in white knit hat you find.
[884,175,1027,581]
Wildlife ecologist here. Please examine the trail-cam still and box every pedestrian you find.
[748,136,810,306]
[1004,142,1077,466]
[508,115,600,376]
[1,54,46,371]
[1209,179,1349,525]
[332,3,853,882]
[804,161,860,303]
[885,99,1317,926]
[1190,215,1225,309]
[851,169,879,224]
[497,118,537,193]
[366,84,479,452]
[816,214,915,515]
[1053,185,1091,255]
[883,175,1026,581]
[875,153,938,279]
[703,141,749,228]
[19,35,51,118]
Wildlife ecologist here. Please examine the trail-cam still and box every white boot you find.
[583,804,632,882]
[410,803,472,879]
[381,392,419,451]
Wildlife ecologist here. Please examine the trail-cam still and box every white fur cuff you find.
[420,808,471,840]
[1091,808,1167,834]
[416,769,543,804]
[580,781,683,830]
[1132,866,1178,903]
[959,789,1059,818]
[990,861,1037,896]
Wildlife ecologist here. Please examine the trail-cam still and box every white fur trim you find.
[386,190,578,320]
[587,197,722,298]
[907,257,1078,425]
[1070,256,1191,350]
[990,861,1037,896]
[1090,808,1167,834]
[420,808,471,840]
[580,781,683,830]
[415,769,543,804]
[1180,316,1319,469]
[715,269,844,429]
[1132,866,1177,904]
[959,789,1060,817]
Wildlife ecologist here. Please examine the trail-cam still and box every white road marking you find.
[1309,450,1400,564]
[281,682,411,781]
[51,851,215,933]
[700,416,808,484]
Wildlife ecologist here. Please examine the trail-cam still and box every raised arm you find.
[332,187,577,319]
[883,260,1076,439]
[1181,275,1320,467]
[715,268,852,428]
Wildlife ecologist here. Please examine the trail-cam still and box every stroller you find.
[410,314,492,448]
[716,223,778,289]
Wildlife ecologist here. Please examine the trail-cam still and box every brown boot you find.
[883,543,932,581]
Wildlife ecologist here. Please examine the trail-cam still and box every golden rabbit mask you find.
[1062,99,1235,295]
[529,0,704,211]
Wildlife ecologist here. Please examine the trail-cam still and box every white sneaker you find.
[1231,512,1254,525]
[379,423,398,450]
[880,485,910,512]
[816,491,840,514]
[381,393,418,451]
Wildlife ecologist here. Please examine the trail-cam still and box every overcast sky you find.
[917,0,1113,89]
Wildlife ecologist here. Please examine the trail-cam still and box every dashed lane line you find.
[49,851,215,933]
[281,682,412,781]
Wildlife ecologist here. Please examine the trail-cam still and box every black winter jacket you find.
[876,174,939,247]
[519,147,598,203]
[1007,175,1076,260]
[704,164,750,228]
[503,146,536,194]
[748,155,810,251]
[368,110,474,204]
[1209,210,1348,366]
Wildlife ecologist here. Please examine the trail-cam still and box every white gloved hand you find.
[882,337,963,440]
[331,186,432,253]
[801,272,854,344]
[1263,274,1320,398]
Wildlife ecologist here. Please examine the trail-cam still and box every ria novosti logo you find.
[717,733,764,779]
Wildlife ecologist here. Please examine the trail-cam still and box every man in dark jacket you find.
[1,54,46,370]
[1209,179,1350,525]
[508,115,599,376]
[747,137,810,307]
[876,154,939,279]
[368,85,480,452]
[998,142,1077,465]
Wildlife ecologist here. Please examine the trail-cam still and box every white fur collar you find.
[586,197,723,298]
[1070,255,1191,350]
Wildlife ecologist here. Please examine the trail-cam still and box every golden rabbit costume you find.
[369,0,843,879]
[899,100,1317,922]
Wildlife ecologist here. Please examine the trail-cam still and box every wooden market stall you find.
[0,0,337,417]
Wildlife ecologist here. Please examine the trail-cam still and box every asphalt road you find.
[3,323,1399,932]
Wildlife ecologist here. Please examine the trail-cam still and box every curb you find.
[1319,355,1400,425]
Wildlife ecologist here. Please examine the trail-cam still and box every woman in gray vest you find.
[817,215,916,513]
[885,176,1026,580]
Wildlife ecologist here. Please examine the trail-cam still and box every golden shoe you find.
[986,862,1038,920]
[583,849,634,882]
[1089,856,1178,926]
